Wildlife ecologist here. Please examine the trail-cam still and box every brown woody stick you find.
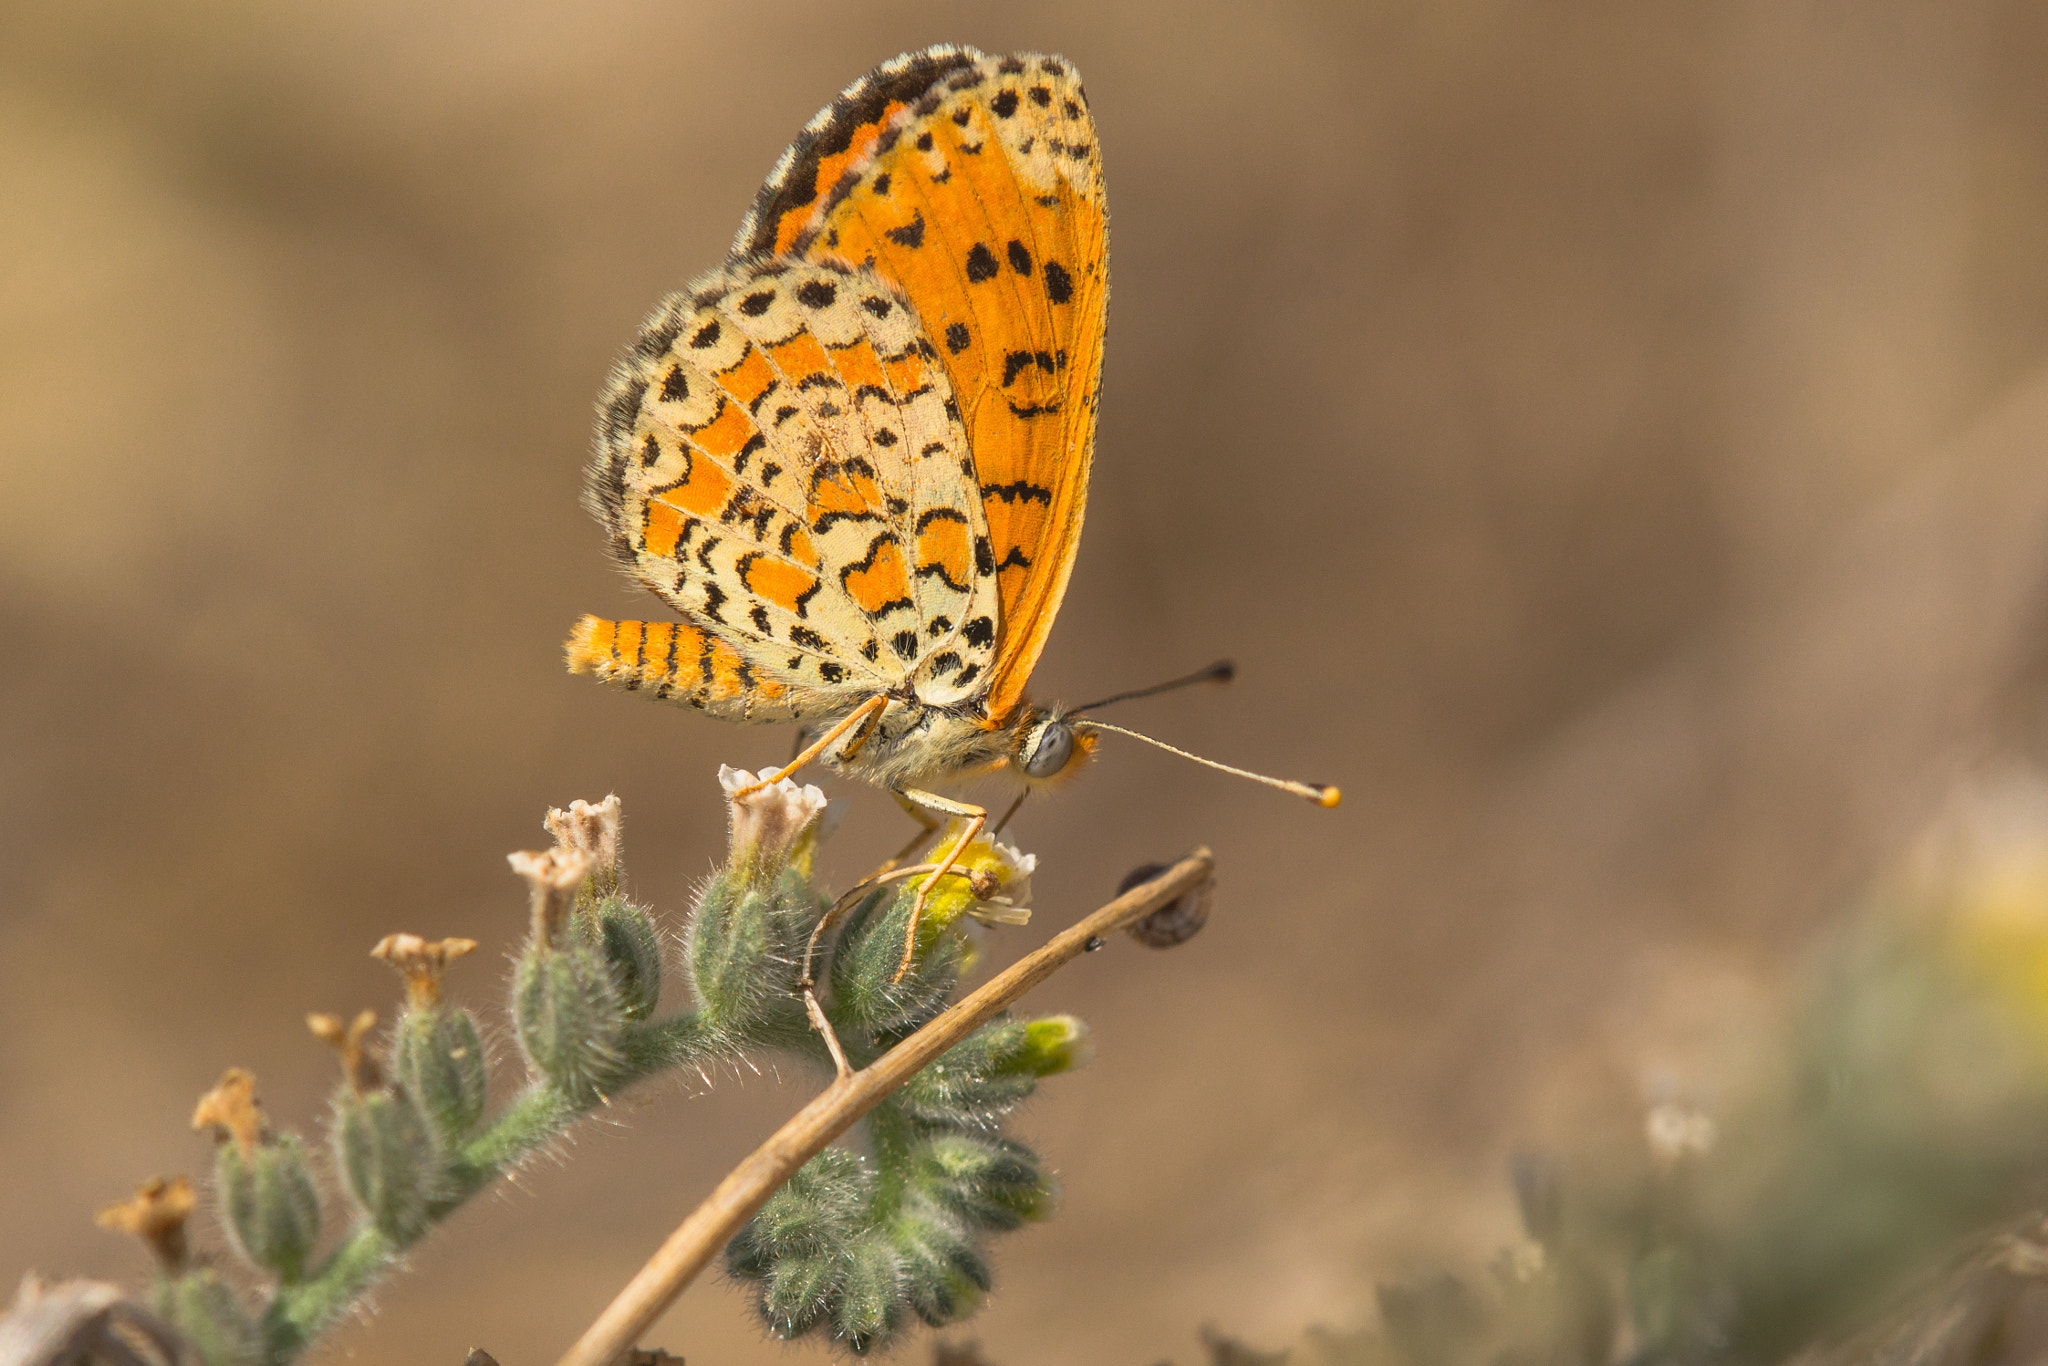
[553,846,1217,1366]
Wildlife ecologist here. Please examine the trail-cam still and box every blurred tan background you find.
[9,1,2048,1361]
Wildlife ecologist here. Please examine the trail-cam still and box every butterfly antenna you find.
[992,788,1030,837]
[1074,660,1236,714]
[1081,719,1341,808]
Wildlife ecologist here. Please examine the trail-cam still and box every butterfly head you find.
[1010,706,1099,788]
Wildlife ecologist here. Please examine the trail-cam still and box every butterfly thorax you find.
[818,696,1013,790]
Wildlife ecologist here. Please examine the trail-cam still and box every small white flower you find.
[933,821,1036,926]
[1645,1102,1717,1162]
[720,764,829,878]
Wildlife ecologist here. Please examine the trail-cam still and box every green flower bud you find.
[895,1020,1039,1127]
[686,873,804,1041]
[828,884,964,1037]
[913,1134,1055,1231]
[1010,1015,1094,1077]
[893,1209,991,1327]
[392,1004,489,1141]
[834,1234,904,1354]
[759,1248,842,1340]
[513,939,627,1106]
[596,895,663,1020]
[333,1088,440,1244]
[215,1132,321,1281]
[163,1267,262,1366]
[731,1147,869,1269]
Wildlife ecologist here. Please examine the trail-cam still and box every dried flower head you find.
[719,764,828,879]
[190,1068,266,1154]
[308,1009,384,1095]
[371,933,480,1008]
[94,1176,195,1271]
[544,793,623,884]
[509,846,594,941]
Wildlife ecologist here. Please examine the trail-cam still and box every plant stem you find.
[551,846,1217,1366]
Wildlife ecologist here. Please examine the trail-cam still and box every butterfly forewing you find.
[739,47,1108,725]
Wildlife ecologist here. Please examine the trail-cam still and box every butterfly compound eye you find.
[1021,718,1075,779]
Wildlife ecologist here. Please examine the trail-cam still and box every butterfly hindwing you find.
[578,256,999,716]
[738,47,1108,725]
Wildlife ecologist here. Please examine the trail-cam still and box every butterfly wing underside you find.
[736,46,1108,726]
[574,255,999,719]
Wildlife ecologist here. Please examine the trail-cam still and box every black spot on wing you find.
[965,243,999,282]
[660,366,689,402]
[690,319,721,349]
[1000,350,1057,386]
[887,212,926,248]
[739,290,774,316]
[796,279,837,308]
[945,321,971,354]
[963,616,994,648]
[982,480,1054,505]
[1029,85,1051,107]
[991,89,1019,118]
[1007,240,1033,275]
[891,630,919,660]
[1043,261,1074,305]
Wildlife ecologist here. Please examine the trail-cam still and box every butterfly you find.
[567,46,1335,975]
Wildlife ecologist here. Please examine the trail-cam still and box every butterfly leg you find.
[869,790,945,879]
[732,693,889,798]
[889,788,986,983]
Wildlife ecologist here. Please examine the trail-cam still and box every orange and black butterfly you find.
[567,46,1334,956]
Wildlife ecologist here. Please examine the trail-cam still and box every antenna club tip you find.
[1208,660,1237,684]
[1312,784,1342,809]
